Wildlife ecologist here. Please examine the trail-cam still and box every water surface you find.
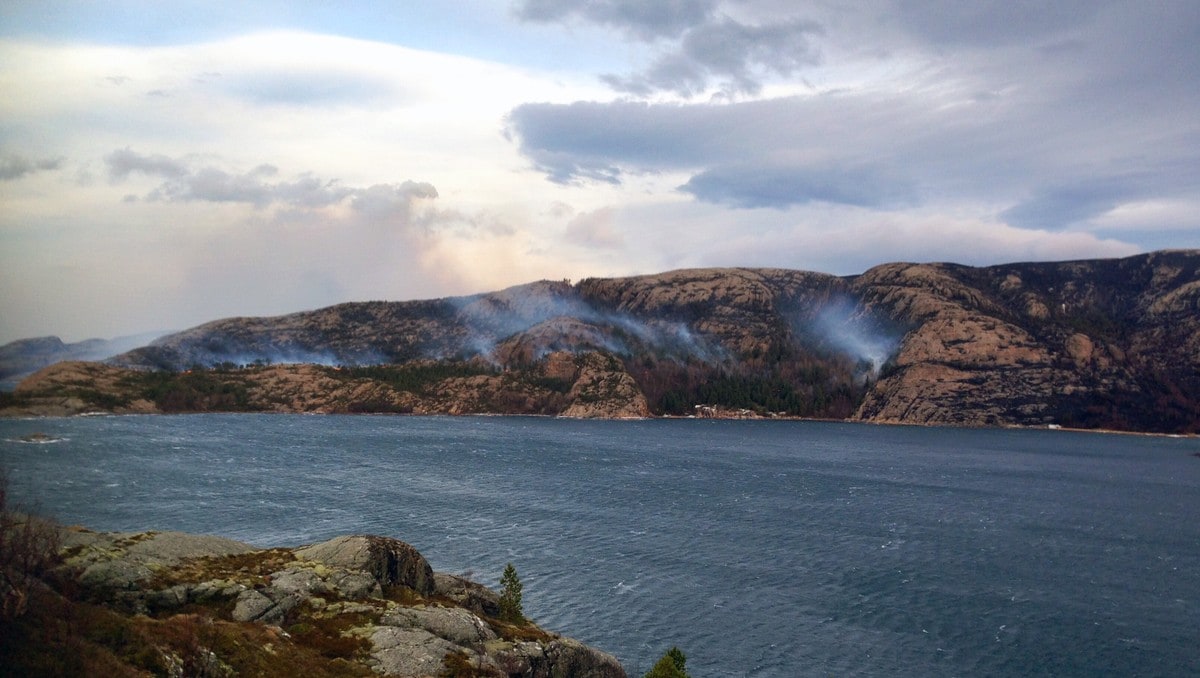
[2,415,1197,676]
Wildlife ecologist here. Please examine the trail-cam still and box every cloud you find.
[648,203,1143,275]
[506,0,1200,221]
[105,148,391,210]
[891,0,1106,48]
[601,16,823,97]
[517,0,822,98]
[105,148,188,180]
[348,181,440,225]
[564,206,624,248]
[514,0,718,40]
[0,154,64,180]
[1089,199,1200,234]
[999,180,1130,231]
[681,161,916,209]
[220,69,403,107]
[505,99,723,185]
[507,96,928,209]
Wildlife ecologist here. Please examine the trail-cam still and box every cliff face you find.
[2,525,626,677]
[5,251,1199,432]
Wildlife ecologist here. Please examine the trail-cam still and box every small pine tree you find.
[498,562,524,623]
[643,646,690,678]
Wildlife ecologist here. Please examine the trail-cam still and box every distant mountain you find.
[0,332,164,384]
[6,251,1199,433]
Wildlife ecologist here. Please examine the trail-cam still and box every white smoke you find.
[810,299,901,378]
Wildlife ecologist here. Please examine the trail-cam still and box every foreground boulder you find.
[6,525,627,677]
[295,535,436,596]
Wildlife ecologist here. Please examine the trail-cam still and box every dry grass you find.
[147,547,297,590]
[0,583,376,677]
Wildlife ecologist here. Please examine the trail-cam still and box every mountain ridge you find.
[0,331,164,385]
[5,251,1199,433]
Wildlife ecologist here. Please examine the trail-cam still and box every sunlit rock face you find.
[850,251,1200,431]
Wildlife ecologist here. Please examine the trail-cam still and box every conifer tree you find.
[643,646,690,678]
[498,562,524,623]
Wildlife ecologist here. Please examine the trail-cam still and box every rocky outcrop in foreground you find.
[4,525,625,677]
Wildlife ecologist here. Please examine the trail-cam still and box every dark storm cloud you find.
[514,0,718,40]
[0,154,63,180]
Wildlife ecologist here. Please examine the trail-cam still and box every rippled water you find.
[3,415,1198,676]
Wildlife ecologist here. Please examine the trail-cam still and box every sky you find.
[1,1,1198,344]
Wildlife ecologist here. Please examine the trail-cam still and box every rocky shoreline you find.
[2,522,626,677]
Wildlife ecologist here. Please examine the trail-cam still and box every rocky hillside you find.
[4,251,1199,432]
[1,522,626,677]
[2,352,651,420]
[850,251,1200,431]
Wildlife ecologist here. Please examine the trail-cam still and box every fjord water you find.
[3,416,1198,676]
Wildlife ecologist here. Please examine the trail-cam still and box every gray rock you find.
[63,529,255,592]
[488,643,536,676]
[267,564,381,600]
[231,589,302,624]
[294,535,435,595]
[268,567,327,596]
[144,583,191,612]
[191,579,245,602]
[434,572,501,617]
[369,626,459,677]
[123,531,255,562]
[486,638,627,678]
[78,559,154,590]
[381,606,497,645]
[231,589,274,622]
[328,569,381,599]
[540,638,627,678]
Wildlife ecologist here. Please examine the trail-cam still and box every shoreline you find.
[2,407,1197,439]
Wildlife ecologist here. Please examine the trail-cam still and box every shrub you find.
[440,649,501,677]
[0,470,61,619]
